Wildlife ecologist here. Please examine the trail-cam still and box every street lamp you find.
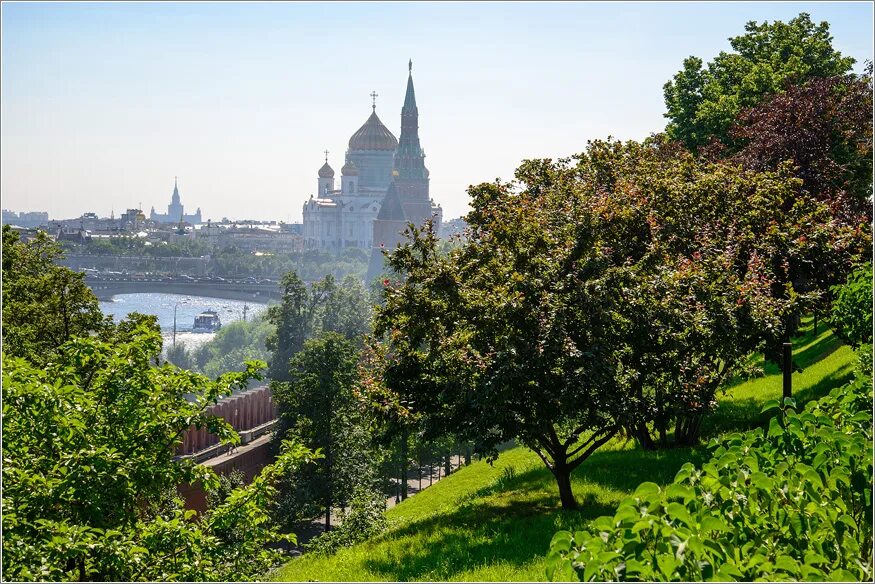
[173,302,181,346]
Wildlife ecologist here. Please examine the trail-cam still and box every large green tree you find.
[664,13,855,150]
[272,333,374,531]
[266,272,372,381]
[1,325,317,581]
[366,136,868,508]
[369,190,638,510]
[2,225,110,363]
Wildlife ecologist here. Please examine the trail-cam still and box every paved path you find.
[292,454,467,551]
[385,454,464,510]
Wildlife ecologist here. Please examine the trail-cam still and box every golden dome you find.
[349,110,398,152]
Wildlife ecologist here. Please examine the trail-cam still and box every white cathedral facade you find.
[302,82,441,252]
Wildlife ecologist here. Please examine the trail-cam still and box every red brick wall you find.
[178,438,276,515]
[177,385,277,455]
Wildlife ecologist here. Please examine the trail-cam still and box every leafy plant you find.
[830,262,873,348]
[547,373,873,582]
[1,325,320,581]
[305,487,388,556]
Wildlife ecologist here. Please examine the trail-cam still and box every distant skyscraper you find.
[150,178,202,224]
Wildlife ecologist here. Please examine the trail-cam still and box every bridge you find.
[85,275,283,302]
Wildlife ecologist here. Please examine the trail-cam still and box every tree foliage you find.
[272,333,375,530]
[664,13,856,150]
[365,134,869,509]
[830,262,873,349]
[191,315,275,380]
[1,325,318,581]
[727,71,873,224]
[547,374,873,582]
[266,272,371,381]
[2,225,110,363]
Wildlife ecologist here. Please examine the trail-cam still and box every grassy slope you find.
[270,320,856,582]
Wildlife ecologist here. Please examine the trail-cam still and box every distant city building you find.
[195,220,303,254]
[150,178,202,224]
[119,208,147,230]
[1,210,49,228]
[56,226,91,244]
[303,61,441,258]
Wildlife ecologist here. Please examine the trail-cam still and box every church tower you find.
[317,152,335,195]
[367,60,435,282]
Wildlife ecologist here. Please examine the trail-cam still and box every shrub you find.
[305,488,388,556]
[546,373,873,582]
[830,262,873,348]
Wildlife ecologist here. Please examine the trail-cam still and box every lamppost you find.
[173,302,181,347]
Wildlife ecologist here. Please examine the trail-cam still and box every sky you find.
[1,1,872,223]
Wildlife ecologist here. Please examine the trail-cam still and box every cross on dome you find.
[370,91,379,111]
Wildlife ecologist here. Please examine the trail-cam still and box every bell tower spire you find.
[396,59,424,179]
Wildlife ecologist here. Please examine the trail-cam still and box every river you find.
[99,292,270,352]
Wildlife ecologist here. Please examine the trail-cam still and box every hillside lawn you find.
[269,318,857,582]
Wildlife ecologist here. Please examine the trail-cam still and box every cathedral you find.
[150,178,202,224]
[302,61,442,278]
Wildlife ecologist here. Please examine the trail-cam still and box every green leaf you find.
[665,483,694,501]
[666,502,694,526]
[760,399,780,414]
[768,416,784,437]
[634,482,660,497]
[699,515,729,533]
[550,530,573,553]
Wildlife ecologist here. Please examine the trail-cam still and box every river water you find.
[99,293,270,352]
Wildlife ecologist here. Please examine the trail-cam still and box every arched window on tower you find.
[350,181,355,193]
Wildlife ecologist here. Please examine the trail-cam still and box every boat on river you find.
[192,310,222,333]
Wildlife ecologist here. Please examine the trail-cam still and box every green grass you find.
[270,320,857,582]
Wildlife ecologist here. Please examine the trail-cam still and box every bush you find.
[546,373,873,582]
[830,263,873,348]
[305,488,388,556]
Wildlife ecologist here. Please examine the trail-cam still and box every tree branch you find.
[567,427,618,470]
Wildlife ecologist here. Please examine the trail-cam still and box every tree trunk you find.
[429,462,433,486]
[444,454,451,476]
[465,445,471,466]
[633,422,656,451]
[553,465,577,510]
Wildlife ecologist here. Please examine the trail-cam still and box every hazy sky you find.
[2,1,872,222]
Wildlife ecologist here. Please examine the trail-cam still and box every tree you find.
[664,13,856,150]
[266,272,373,381]
[265,271,323,381]
[1,324,318,581]
[192,315,274,380]
[728,71,873,225]
[271,332,373,531]
[369,188,637,510]
[2,225,110,363]
[317,274,373,345]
